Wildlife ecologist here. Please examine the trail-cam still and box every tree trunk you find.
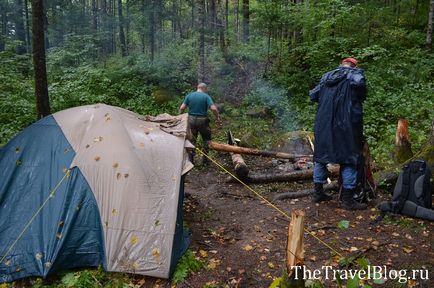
[24,0,31,52]
[15,0,27,54]
[31,0,50,118]
[117,0,127,56]
[140,0,146,53]
[0,0,7,52]
[427,0,434,49]
[149,0,155,61]
[394,119,413,163]
[241,0,249,43]
[198,0,206,82]
[92,0,98,32]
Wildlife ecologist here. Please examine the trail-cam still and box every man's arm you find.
[210,104,221,124]
[179,103,187,114]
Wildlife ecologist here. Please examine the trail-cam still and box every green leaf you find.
[61,272,78,288]
[337,220,350,230]
[268,277,281,288]
[346,275,359,288]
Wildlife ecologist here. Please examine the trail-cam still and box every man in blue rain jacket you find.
[309,58,367,210]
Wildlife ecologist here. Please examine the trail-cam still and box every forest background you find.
[1,0,434,166]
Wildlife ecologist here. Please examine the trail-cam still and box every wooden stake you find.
[286,210,305,277]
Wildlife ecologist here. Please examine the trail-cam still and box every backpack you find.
[377,160,434,221]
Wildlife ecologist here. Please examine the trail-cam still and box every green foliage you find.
[337,220,350,230]
[171,250,205,284]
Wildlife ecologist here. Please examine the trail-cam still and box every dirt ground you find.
[171,153,433,288]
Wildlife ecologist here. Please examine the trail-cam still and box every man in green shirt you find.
[179,83,221,165]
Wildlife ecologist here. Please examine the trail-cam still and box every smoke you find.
[246,79,300,131]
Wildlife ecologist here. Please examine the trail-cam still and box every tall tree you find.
[427,0,434,49]
[24,0,31,53]
[14,0,27,53]
[149,0,156,61]
[0,0,7,52]
[31,0,50,118]
[118,0,127,56]
[241,0,249,43]
[198,0,206,82]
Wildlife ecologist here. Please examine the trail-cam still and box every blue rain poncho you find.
[309,66,367,165]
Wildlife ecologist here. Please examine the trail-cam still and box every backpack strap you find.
[395,164,411,213]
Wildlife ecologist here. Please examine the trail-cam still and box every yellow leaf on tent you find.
[199,250,208,258]
[113,163,119,168]
[112,209,118,215]
[131,235,138,245]
[152,248,161,258]
[85,144,90,148]
[94,156,101,161]
[116,173,121,180]
[56,233,62,240]
[93,136,103,142]
[124,174,129,178]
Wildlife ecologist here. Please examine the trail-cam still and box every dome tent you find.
[0,104,193,282]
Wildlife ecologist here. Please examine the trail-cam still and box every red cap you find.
[342,57,358,66]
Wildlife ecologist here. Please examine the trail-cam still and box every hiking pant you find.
[188,115,211,161]
[314,162,357,189]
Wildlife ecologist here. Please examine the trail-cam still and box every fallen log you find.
[273,181,339,202]
[208,141,312,161]
[245,170,314,183]
[227,130,249,179]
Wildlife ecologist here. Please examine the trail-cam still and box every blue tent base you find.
[0,116,105,283]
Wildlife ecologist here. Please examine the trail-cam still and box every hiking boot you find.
[342,188,368,210]
[312,183,332,203]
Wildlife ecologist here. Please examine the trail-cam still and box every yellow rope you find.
[0,169,71,264]
[196,148,344,258]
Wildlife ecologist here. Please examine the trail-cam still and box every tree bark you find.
[31,0,50,118]
[427,0,434,49]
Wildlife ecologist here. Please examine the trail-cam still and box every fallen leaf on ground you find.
[243,244,254,251]
[199,250,208,258]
